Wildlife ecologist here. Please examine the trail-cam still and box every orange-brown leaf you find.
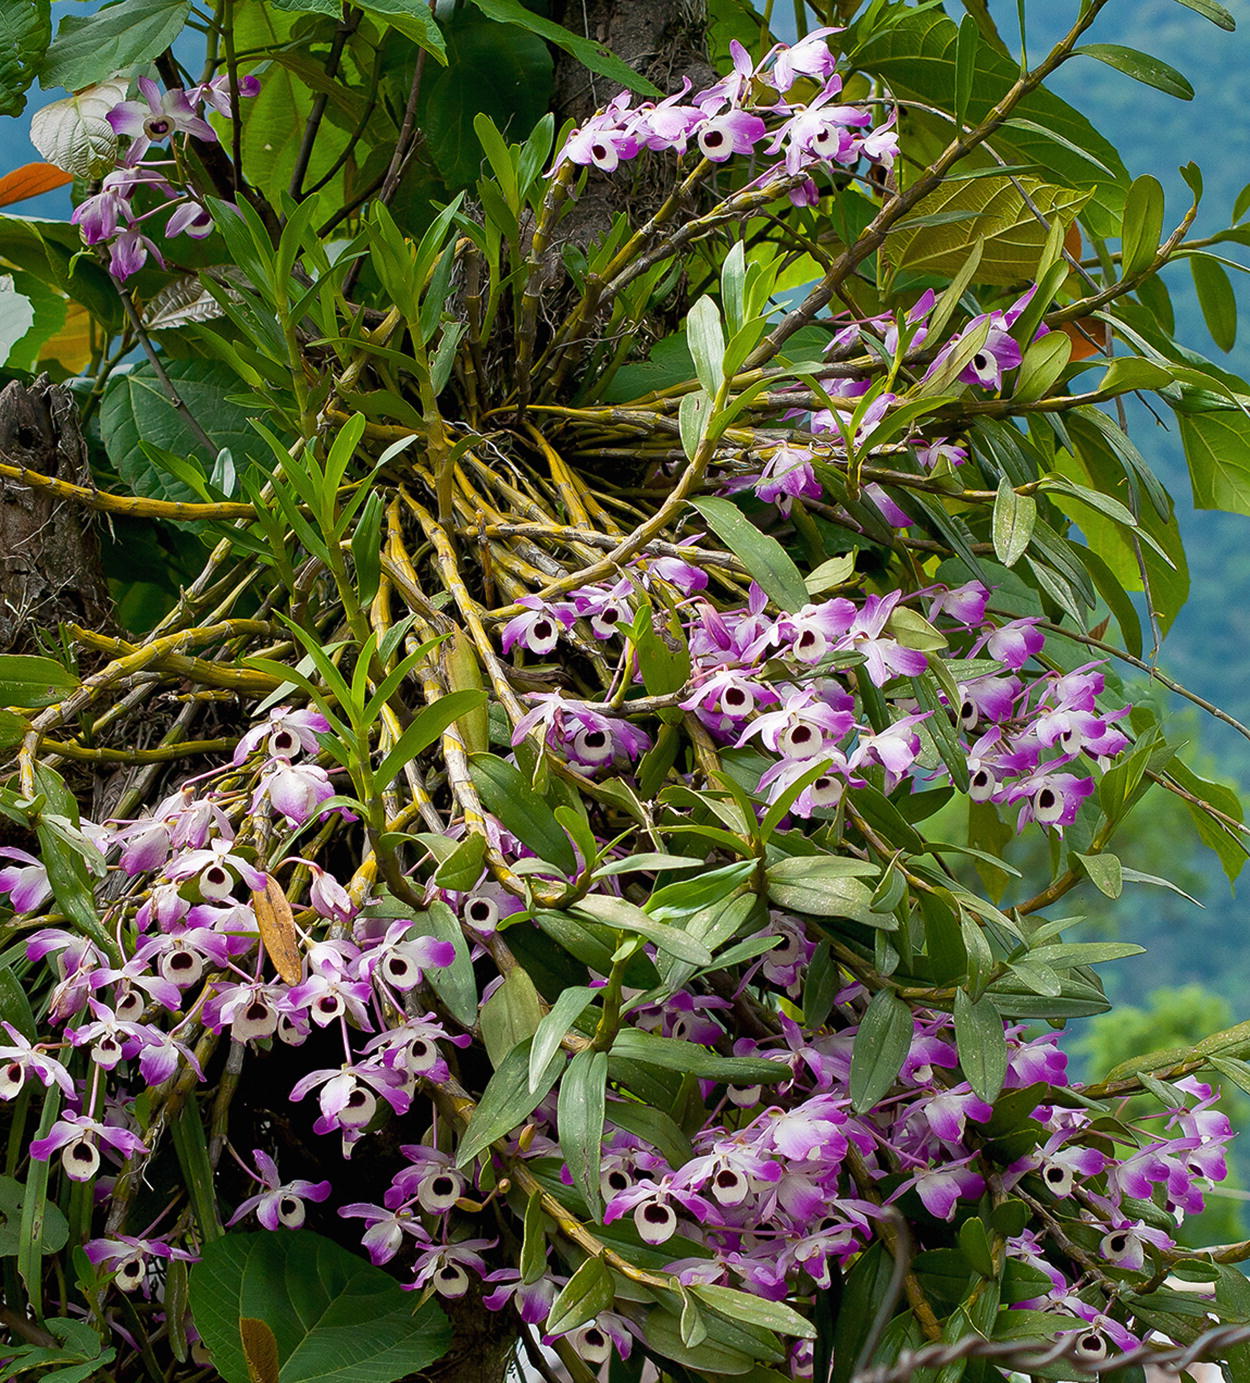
[1063,220,1084,263]
[0,163,73,207]
[251,877,302,985]
[1060,318,1105,362]
[239,1317,280,1383]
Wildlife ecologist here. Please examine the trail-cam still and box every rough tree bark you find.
[0,375,112,654]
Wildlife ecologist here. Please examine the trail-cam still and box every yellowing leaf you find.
[252,877,302,985]
[38,302,93,373]
[884,175,1090,284]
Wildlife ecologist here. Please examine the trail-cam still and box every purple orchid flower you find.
[0,848,51,914]
[0,1022,75,1101]
[108,78,217,164]
[29,1111,148,1182]
[227,1149,332,1230]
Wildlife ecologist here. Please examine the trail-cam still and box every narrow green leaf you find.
[520,1190,549,1284]
[0,654,77,709]
[764,855,889,925]
[19,1084,61,1315]
[558,1049,608,1219]
[1171,0,1235,28]
[529,986,596,1093]
[466,0,660,96]
[691,1284,817,1339]
[689,496,808,613]
[1190,252,1238,352]
[954,13,978,127]
[1121,175,1165,279]
[1074,43,1194,99]
[991,478,1035,567]
[544,1254,615,1337]
[0,964,36,1039]
[954,989,1008,1103]
[376,690,487,788]
[457,1038,564,1166]
[468,753,577,875]
[1075,851,1123,898]
[687,296,725,397]
[849,990,912,1113]
[479,967,543,1069]
[609,1028,787,1084]
[573,894,714,966]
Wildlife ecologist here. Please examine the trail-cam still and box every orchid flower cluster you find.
[555,27,897,203]
[502,561,1128,836]
[67,74,259,280]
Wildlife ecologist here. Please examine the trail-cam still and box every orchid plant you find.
[1,2,1250,1382]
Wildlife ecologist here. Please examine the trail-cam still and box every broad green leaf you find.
[0,1174,68,1257]
[1094,356,1176,396]
[1189,253,1238,352]
[605,1099,694,1168]
[991,478,1035,567]
[479,967,544,1068]
[689,496,808,612]
[0,275,33,366]
[558,1048,608,1219]
[1178,406,1250,515]
[544,1255,614,1337]
[1074,43,1194,100]
[457,1038,564,1165]
[884,175,1089,284]
[189,1230,451,1383]
[855,10,1127,236]
[405,901,478,1027]
[40,0,188,91]
[0,653,77,708]
[954,989,1008,1103]
[764,855,888,925]
[418,15,551,186]
[643,1310,770,1374]
[468,753,577,875]
[466,0,660,96]
[431,832,486,893]
[101,360,268,497]
[1121,175,1165,279]
[0,0,48,117]
[1166,756,1247,884]
[355,0,446,56]
[850,989,912,1112]
[957,1216,996,1278]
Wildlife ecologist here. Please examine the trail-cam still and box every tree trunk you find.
[0,375,112,653]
